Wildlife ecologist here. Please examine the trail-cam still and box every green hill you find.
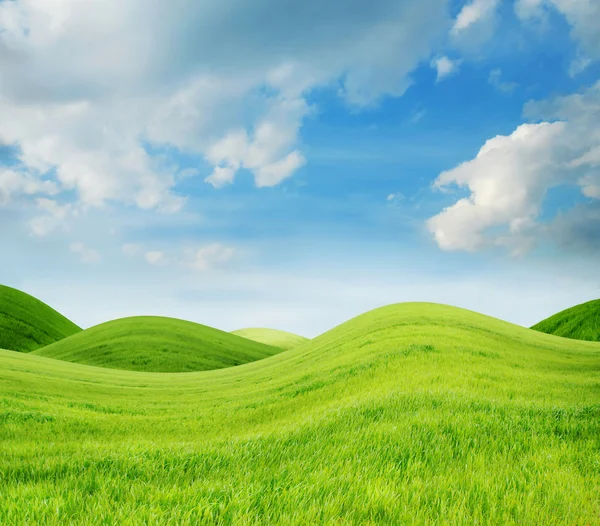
[1,302,599,524]
[231,327,309,350]
[33,316,284,372]
[531,298,600,342]
[0,284,81,352]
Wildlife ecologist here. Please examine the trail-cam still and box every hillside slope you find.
[2,303,599,524]
[232,327,309,349]
[0,284,81,352]
[33,316,284,372]
[531,298,600,341]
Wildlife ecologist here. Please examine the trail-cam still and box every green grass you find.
[0,284,81,353]
[231,328,309,350]
[32,316,284,373]
[1,302,599,524]
[532,299,600,342]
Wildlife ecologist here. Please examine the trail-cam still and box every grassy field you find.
[1,301,599,524]
[231,328,309,350]
[0,284,81,353]
[32,316,284,372]
[532,299,600,342]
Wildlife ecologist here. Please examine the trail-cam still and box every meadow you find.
[0,285,81,352]
[532,298,600,342]
[33,316,284,373]
[1,294,599,524]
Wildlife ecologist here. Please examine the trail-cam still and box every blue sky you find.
[0,0,599,336]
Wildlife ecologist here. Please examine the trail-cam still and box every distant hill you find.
[531,299,600,342]
[0,284,81,352]
[231,327,309,350]
[33,316,285,372]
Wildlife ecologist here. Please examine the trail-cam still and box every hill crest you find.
[0,284,81,353]
[531,299,600,342]
[33,315,285,372]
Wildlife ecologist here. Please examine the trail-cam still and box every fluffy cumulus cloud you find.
[0,168,59,205]
[0,0,449,232]
[427,82,600,255]
[450,0,500,45]
[204,97,310,188]
[431,56,461,82]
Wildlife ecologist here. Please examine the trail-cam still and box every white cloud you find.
[408,109,427,123]
[514,0,546,20]
[0,0,449,222]
[488,69,518,94]
[28,198,76,237]
[205,166,237,189]
[579,173,600,199]
[451,0,500,41]
[386,192,404,203]
[203,96,310,187]
[427,82,600,254]
[70,242,101,264]
[515,0,600,59]
[145,251,168,266]
[255,151,306,188]
[0,98,186,214]
[431,56,460,82]
[427,122,565,252]
[568,54,592,77]
[0,168,59,205]
[185,244,236,272]
[129,243,236,271]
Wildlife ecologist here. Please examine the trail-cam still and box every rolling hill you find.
[0,284,81,353]
[231,327,309,350]
[2,302,599,524]
[531,298,600,342]
[32,316,284,372]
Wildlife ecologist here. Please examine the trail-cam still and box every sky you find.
[1,0,599,337]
